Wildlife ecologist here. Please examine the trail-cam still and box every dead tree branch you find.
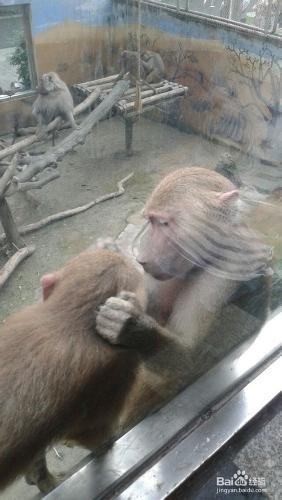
[0,173,133,243]
[0,88,101,161]
[0,197,26,248]
[9,172,60,195]
[0,155,17,197]
[0,245,35,290]
[9,79,130,185]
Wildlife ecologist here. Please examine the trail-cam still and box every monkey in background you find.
[118,49,165,90]
[0,248,179,493]
[141,50,165,83]
[32,72,77,137]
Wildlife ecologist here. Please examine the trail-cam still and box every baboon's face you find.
[37,73,58,94]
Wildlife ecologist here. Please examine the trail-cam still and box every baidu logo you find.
[216,469,266,495]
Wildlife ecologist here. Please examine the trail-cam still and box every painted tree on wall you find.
[226,43,282,148]
[226,44,281,122]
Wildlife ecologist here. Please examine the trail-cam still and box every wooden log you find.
[116,84,179,108]
[74,88,101,115]
[9,172,60,195]
[79,74,120,87]
[101,83,180,103]
[0,245,35,290]
[0,197,25,248]
[87,82,115,91]
[0,156,17,197]
[9,173,133,237]
[117,87,188,112]
[12,79,130,184]
[123,81,173,96]
[0,135,40,163]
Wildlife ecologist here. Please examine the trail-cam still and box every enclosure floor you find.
[0,116,277,500]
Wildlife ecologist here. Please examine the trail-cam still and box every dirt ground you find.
[0,116,237,323]
[0,116,281,499]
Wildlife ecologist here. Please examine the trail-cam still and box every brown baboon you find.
[32,72,77,136]
[0,249,175,493]
[141,50,165,83]
[118,49,165,89]
[119,50,146,83]
[97,167,272,421]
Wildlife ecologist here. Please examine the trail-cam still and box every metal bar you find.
[0,14,23,20]
[119,357,282,500]
[0,90,35,102]
[22,4,38,89]
[44,309,282,500]
[131,0,282,40]
[124,117,134,155]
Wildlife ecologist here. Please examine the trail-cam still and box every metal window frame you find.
[0,1,37,102]
[44,308,282,500]
[122,0,282,40]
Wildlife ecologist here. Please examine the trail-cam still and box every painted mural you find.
[0,0,281,166]
[111,1,282,164]
[0,0,114,133]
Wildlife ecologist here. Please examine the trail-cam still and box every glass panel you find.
[158,0,282,34]
[0,4,33,97]
[0,1,281,498]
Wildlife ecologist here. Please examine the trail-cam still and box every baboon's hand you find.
[96,291,142,345]
[95,237,121,253]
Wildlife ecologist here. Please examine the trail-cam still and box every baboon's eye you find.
[158,219,169,227]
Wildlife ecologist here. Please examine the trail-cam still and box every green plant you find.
[9,37,31,89]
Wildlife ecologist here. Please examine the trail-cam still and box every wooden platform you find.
[72,74,188,116]
[72,74,188,155]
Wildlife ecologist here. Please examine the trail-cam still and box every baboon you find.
[97,167,273,421]
[141,50,165,83]
[118,49,165,90]
[0,249,176,493]
[119,50,146,83]
[32,72,77,136]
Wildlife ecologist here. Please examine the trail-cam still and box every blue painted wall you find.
[30,0,113,34]
[0,0,113,33]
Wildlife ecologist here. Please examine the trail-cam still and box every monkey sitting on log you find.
[32,72,77,138]
[0,248,177,493]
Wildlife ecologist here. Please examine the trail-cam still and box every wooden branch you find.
[117,87,187,112]
[73,87,101,114]
[14,79,130,184]
[79,74,119,87]
[0,134,40,163]
[0,139,9,150]
[0,197,25,248]
[0,88,101,160]
[0,245,35,290]
[0,155,17,197]
[10,172,60,194]
[0,173,133,244]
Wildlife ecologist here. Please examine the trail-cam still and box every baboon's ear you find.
[217,190,239,204]
[40,273,59,301]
